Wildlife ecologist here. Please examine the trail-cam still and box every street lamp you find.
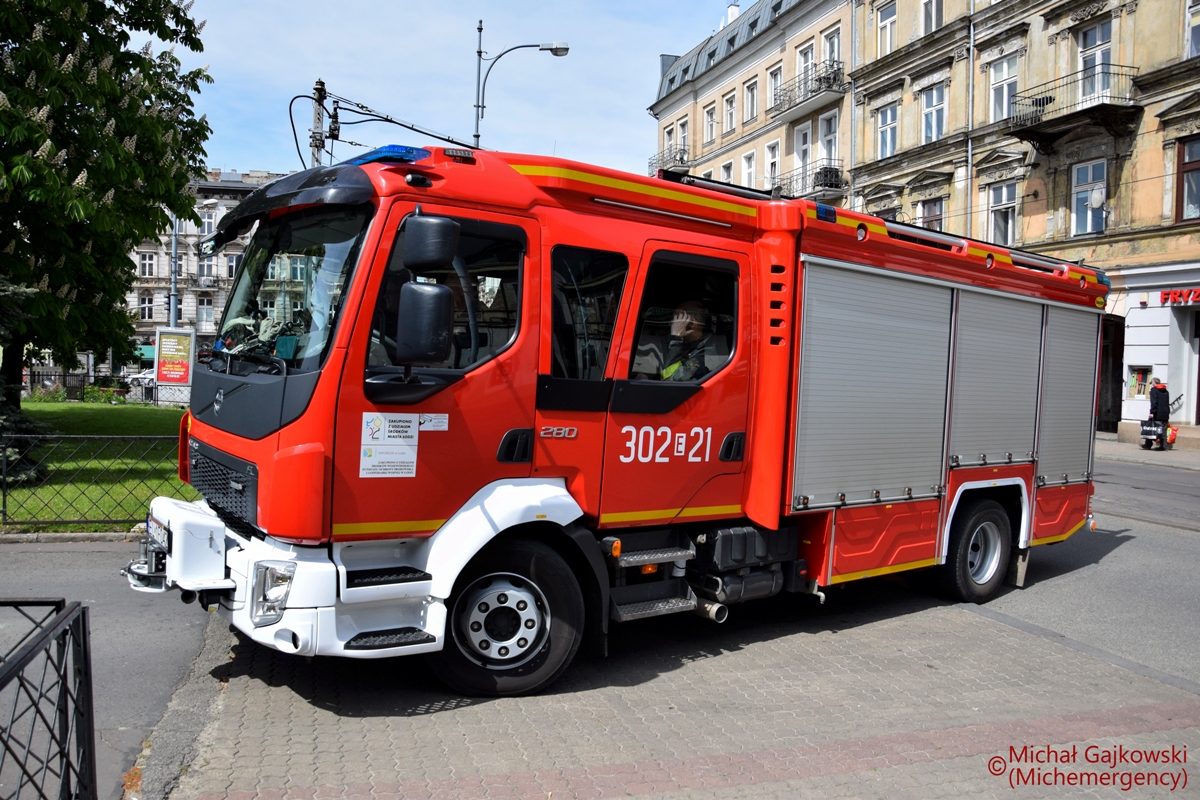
[474,20,568,148]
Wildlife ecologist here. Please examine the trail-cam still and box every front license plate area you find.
[147,516,170,553]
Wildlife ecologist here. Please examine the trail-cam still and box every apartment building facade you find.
[125,169,284,365]
[650,0,1200,435]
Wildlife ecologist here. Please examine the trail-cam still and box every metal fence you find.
[24,372,189,407]
[0,599,97,800]
[1010,64,1139,128]
[1,436,198,526]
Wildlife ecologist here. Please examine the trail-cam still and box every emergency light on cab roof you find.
[339,144,432,166]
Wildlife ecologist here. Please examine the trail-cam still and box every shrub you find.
[82,385,127,404]
[27,385,67,403]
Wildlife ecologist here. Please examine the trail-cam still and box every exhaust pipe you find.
[693,598,728,623]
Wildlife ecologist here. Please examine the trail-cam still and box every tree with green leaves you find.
[0,0,211,408]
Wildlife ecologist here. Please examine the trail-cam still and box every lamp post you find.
[473,20,568,148]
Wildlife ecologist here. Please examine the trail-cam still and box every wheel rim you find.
[452,573,550,669]
[966,520,1003,584]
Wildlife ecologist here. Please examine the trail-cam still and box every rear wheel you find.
[941,499,1011,603]
[432,539,584,697]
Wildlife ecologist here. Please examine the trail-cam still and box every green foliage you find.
[0,0,212,369]
[82,383,126,403]
[26,383,67,402]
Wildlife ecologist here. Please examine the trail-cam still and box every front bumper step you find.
[610,578,698,622]
[345,626,437,650]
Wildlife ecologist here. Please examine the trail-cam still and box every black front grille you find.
[189,438,258,526]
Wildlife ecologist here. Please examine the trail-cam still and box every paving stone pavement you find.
[171,581,1199,799]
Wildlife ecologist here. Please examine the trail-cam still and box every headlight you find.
[250,561,296,627]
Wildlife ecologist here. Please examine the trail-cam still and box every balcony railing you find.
[770,159,848,199]
[647,146,690,175]
[768,60,845,122]
[1010,64,1139,129]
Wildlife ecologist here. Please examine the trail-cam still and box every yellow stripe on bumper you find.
[1030,518,1086,546]
[828,556,941,585]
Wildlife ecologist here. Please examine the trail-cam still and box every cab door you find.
[330,203,538,540]
[597,245,751,528]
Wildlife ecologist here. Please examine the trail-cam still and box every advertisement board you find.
[155,327,196,386]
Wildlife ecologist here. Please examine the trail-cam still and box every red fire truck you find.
[125,144,1106,696]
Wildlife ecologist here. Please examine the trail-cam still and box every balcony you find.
[768,61,846,125]
[647,146,690,176]
[770,159,848,201]
[1008,64,1141,155]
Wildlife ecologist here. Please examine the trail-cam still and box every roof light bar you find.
[340,145,432,166]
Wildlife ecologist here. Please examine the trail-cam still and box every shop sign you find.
[1160,288,1200,304]
[155,327,195,386]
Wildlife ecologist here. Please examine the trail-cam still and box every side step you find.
[345,627,436,650]
[610,578,697,622]
[345,566,432,588]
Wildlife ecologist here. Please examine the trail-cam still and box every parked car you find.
[128,368,156,387]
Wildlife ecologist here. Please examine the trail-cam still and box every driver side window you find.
[367,217,526,370]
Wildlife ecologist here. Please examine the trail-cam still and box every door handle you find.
[496,429,534,463]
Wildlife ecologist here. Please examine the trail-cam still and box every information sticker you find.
[419,414,449,431]
[360,413,419,477]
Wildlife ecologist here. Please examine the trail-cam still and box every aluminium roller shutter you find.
[792,261,952,509]
[1036,306,1100,484]
[948,292,1043,467]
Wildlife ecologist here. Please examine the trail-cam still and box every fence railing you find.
[24,372,189,407]
[0,599,97,800]
[647,145,690,175]
[770,158,848,199]
[1,436,198,526]
[1010,64,1139,128]
[768,60,845,118]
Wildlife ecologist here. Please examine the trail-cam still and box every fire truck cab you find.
[125,145,1107,696]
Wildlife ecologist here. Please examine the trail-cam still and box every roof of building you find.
[653,0,805,107]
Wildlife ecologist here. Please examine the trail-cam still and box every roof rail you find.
[655,169,775,201]
[881,219,967,253]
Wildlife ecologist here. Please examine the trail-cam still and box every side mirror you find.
[403,215,460,268]
[395,282,453,365]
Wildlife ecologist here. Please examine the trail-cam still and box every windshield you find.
[215,204,374,371]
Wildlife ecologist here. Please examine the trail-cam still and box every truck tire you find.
[941,499,1011,603]
[432,539,584,697]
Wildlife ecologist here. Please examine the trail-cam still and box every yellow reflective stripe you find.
[804,206,887,235]
[660,361,682,379]
[1030,518,1086,546]
[332,519,447,537]
[967,246,1014,264]
[1068,270,1098,283]
[600,508,682,524]
[678,504,742,518]
[828,556,941,585]
[511,164,758,219]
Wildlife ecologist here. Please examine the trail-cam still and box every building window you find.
[267,258,278,281]
[290,256,305,282]
[798,44,814,82]
[878,3,897,56]
[922,85,945,143]
[1072,160,1107,235]
[704,106,717,144]
[745,82,758,121]
[724,94,736,132]
[199,212,214,235]
[743,151,756,188]
[1191,2,1200,58]
[702,169,714,179]
[768,66,782,106]
[1128,366,1151,399]
[664,126,674,151]
[197,295,213,323]
[878,104,898,158]
[139,252,155,278]
[990,56,1018,122]
[678,119,688,152]
[174,216,186,234]
[819,111,838,160]
[727,35,737,55]
[1178,135,1200,222]
[721,161,734,183]
[919,198,944,231]
[226,255,238,278]
[1079,21,1112,101]
[989,182,1018,245]
[174,253,185,275]
[138,293,154,321]
[708,49,717,68]
[260,298,276,319]
[198,256,214,277]
[824,28,841,63]
[766,141,780,185]
[922,0,944,34]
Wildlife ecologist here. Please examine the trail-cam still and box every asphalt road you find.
[0,541,209,800]
[1091,458,1200,532]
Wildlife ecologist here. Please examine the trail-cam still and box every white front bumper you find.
[125,497,445,659]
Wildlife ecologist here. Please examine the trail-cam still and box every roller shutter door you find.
[1037,306,1099,484]
[949,292,1043,466]
[792,262,952,509]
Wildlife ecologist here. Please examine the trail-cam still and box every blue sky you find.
[185,1,736,177]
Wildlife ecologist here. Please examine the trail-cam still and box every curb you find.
[1094,453,1200,472]
[0,532,136,543]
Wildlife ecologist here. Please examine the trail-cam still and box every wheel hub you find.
[456,574,549,668]
[966,520,1002,584]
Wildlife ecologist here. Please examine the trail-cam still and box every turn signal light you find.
[602,537,621,558]
[641,564,658,575]
[1091,520,1097,531]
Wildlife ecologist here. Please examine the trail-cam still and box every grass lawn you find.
[22,402,187,436]
[4,402,197,531]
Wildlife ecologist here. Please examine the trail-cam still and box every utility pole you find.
[310,78,326,168]
[169,211,179,327]
[474,21,484,149]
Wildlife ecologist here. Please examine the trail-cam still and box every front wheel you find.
[941,499,1011,603]
[431,539,584,697]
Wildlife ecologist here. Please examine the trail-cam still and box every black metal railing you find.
[768,60,845,117]
[770,158,848,198]
[1010,64,1139,128]
[24,372,187,407]
[647,146,690,175]
[0,599,97,800]
[1,436,198,526]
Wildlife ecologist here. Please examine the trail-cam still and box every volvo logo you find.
[213,388,224,416]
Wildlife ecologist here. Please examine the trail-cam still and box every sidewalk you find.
[1094,432,1200,472]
